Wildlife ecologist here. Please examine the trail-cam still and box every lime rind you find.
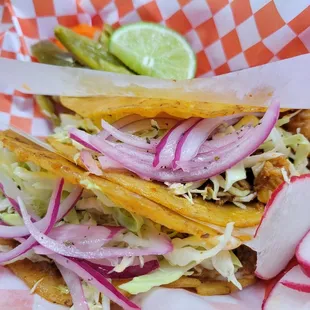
[109,22,196,80]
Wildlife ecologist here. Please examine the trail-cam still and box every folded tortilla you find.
[0,130,219,237]
[0,130,256,305]
[60,96,268,124]
[47,96,265,232]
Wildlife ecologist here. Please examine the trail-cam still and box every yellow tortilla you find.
[48,137,264,228]
[0,130,216,237]
[60,96,268,123]
[0,239,72,306]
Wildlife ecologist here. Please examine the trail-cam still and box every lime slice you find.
[109,22,196,80]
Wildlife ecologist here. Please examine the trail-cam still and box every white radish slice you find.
[296,230,310,277]
[263,265,310,310]
[247,174,310,280]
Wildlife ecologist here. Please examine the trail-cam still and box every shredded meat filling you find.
[254,156,290,204]
[286,110,310,139]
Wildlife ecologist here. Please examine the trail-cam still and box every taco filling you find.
[0,131,259,310]
[48,98,309,211]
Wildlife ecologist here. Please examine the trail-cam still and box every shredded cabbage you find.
[0,213,24,226]
[224,162,246,192]
[113,256,135,273]
[212,250,242,289]
[79,282,104,310]
[119,261,195,294]
[112,208,144,233]
[165,223,235,267]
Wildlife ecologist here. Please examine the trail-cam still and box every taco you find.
[0,130,259,309]
[38,95,308,307]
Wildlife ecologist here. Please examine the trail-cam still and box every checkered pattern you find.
[0,0,309,136]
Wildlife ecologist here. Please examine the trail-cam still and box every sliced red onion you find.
[101,119,158,150]
[173,118,225,167]
[0,185,82,238]
[69,128,99,152]
[45,179,64,232]
[177,127,256,171]
[119,118,178,135]
[49,254,140,310]
[198,126,252,154]
[20,203,172,259]
[90,101,279,182]
[56,263,89,310]
[98,115,144,140]
[83,258,159,279]
[103,143,154,166]
[47,224,125,251]
[174,114,252,166]
[80,150,103,176]
[0,171,40,221]
[98,156,123,170]
[0,179,63,264]
[153,117,200,168]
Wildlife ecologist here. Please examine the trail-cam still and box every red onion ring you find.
[119,118,178,135]
[80,150,103,176]
[74,258,159,279]
[69,128,99,152]
[49,254,140,310]
[101,119,158,150]
[98,115,144,140]
[0,179,64,264]
[98,156,123,170]
[56,263,89,310]
[47,224,125,252]
[0,186,82,238]
[19,199,173,259]
[173,118,224,168]
[198,126,252,154]
[153,118,200,168]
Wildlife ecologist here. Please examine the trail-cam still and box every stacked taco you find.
[0,94,309,309]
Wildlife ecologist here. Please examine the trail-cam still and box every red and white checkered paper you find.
[0,0,309,309]
[0,0,309,136]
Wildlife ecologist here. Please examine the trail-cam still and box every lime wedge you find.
[109,22,196,80]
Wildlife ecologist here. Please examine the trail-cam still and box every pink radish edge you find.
[248,174,310,280]
[296,229,310,277]
[262,265,310,310]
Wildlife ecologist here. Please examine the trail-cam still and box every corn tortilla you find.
[48,137,264,228]
[0,239,72,306]
[60,96,268,124]
[0,130,216,237]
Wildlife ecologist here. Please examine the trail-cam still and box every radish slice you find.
[248,174,310,280]
[50,253,140,310]
[80,150,103,176]
[153,118,200,168]
[0,186,82,238]
[263,265,310,310]
[69,128,99,152]
[56,263,89,310]
[101,119,158,150]
[296,230,310,277]
[0,179,63,264]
